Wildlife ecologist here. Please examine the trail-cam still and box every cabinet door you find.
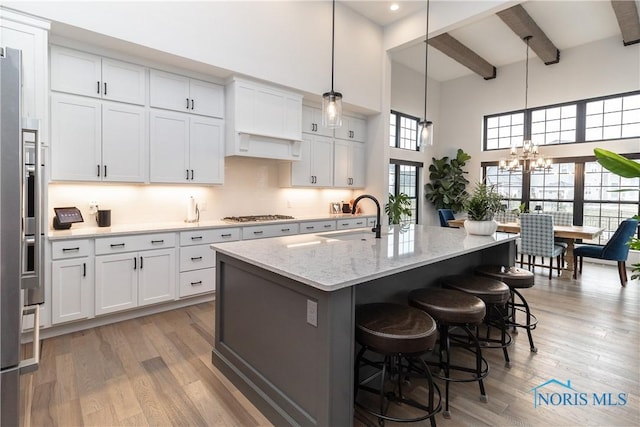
[149,110,189,183]
[333,139,350,187]
[50,46,102,99]
[102,102,147,183]
[138,248,176,307]
[290,134,313,186]
[350,142,366,188]
[311,135,334,186]
[302,105,333,137]
[95,253,138,315]
[190,79,224,118]
[101,58,146,105]
[0,12,49,136]
[51,94,102,181]
[348,117,367,142]
[149,69,191,113]
[189,116,224,184]
[51,258,92,324]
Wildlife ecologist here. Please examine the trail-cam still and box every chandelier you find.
[499,36,551,173]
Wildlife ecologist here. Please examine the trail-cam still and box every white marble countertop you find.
[48,213,375,240]
[211,225,517,292]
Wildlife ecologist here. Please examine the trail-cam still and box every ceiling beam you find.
[610,0,640,45]
[429,33,497,80]
[497,4,560,65]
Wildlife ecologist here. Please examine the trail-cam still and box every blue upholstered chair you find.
[519,214,565,279]
[573,218,639,286]
[438,209,456,227]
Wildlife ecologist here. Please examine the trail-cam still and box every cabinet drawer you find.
[179,268,215,297]
[180,245,216,272]
[95,232,175,255]
[180,227,240,246]
[299,220,336,234]
[242,223,299,240]
[336,217,368,230]
[52,240,91,259]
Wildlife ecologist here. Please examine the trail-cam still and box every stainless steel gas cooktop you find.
[222,214,295,223]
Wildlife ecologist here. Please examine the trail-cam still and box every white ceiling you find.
[344,0,637,82]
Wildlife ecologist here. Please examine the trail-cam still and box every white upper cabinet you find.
[333,139,366,188]
[0,9,50,140]
[51,94,147,182]
[281,134,333,187]
[302,105,333,137]
[50,46,146,105]
[334,115,367,143]
[149,109,224,184]
[149,69,224,118]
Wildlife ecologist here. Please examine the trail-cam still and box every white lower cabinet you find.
[337,217,369,230]
[95,247,176,316]
[51,239,93,325]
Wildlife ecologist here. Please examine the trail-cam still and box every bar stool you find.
[474,265,538,352]
[441,275,512,367]
[408,289,488,419]
[354,303,441,426]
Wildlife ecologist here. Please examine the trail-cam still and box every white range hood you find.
[226,77,303,161]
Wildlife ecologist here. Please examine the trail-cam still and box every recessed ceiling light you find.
[390,3,400,12]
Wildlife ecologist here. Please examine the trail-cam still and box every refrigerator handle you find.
[33,126,42,289]
[18,304,40,374]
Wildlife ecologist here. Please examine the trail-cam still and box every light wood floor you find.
[21,263,639,426]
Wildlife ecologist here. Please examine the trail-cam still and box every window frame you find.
[390,110,421,151]
[484,90,640,151]
[389,159,423,224]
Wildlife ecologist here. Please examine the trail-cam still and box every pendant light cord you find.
[524,35,531,113]
[331,0,336,92]
[423,0,430,120]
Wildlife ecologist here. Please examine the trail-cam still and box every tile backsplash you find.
[47,157,359,230]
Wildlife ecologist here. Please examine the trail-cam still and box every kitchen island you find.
[211,225,517,426]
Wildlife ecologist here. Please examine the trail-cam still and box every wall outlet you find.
[306,299,318,327]
[88,200,98,214]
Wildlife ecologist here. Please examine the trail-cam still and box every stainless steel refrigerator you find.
[0,46,43,427]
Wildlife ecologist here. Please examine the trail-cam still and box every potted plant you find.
[424,148,471,213]
[385,193,412,225]
[463,182,505,235]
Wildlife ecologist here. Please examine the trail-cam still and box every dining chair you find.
[544,210,573,264]
[438,209,456,227]
[573,218,639,286]
[519,213,565,279]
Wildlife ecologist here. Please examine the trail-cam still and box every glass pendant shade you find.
[419,120,433,150]
[322,91,343,128]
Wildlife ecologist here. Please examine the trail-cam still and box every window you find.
[390,111,420,151]
[583,160,640,244]
[485,112,524,150]
[484,90,640,150]
[482,155,639,245]
[389,160,421,224]
[585,93,640,141]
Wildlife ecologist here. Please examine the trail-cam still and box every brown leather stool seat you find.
[474,265,538,353]
[441,274,510,305]
[408,288,488,419]
[408,288,485,325]
[356,303,437,355]
[354,303,441,426]
[441,275,513,367]
[474,265,534,289]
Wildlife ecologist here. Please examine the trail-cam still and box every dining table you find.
[447,219,605,278]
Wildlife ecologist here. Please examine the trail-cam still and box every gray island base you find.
[211,225,517,426]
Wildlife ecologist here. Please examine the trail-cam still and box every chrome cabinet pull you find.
[18,305,40,374]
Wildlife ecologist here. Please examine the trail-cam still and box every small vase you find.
[464,219,498,236]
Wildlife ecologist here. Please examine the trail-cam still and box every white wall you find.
[390,61,442,226]
[438,36,640,182]
[6,1,383,113]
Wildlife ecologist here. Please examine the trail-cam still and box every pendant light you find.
[499,35,551,173]
[322,0,343,128]
[419,0,433,149]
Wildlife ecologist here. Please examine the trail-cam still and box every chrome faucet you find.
[352,194,382,238]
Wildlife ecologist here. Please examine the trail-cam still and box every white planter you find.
[464,219,498,236]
